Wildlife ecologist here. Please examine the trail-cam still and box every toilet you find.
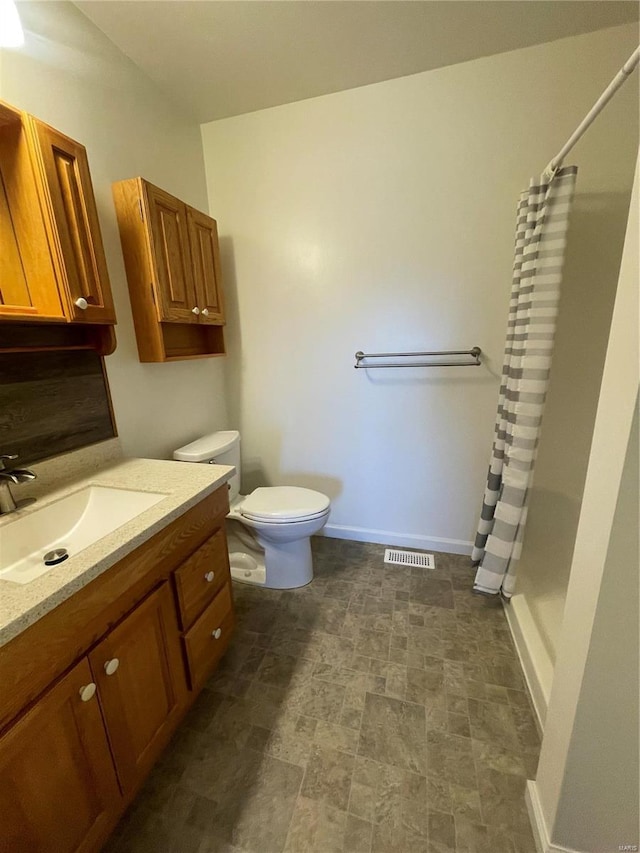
[173,431,330,589]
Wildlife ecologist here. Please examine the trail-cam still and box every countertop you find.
[0,456,234,648]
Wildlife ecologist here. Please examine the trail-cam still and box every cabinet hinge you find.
[138,199,144,221]
[150,284,155,305]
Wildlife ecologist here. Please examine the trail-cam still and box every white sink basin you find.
[0,485,166,585]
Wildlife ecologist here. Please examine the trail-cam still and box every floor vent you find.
[384,548,435,569]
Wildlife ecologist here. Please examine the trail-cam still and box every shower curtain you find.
[472,166,578,598]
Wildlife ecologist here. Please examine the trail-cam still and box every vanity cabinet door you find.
[143,182,198,323]
[89,582,187,796]
[0,657,121,853]
[173,527,230,630]
[26,117,116,325]
[186,206,225,325]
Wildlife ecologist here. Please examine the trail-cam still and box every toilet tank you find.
[173,430,241,502]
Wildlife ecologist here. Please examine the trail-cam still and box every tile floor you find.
[106,538,541,853]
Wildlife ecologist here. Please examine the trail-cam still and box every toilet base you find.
[226,526,313,589]
[229,550,267,586]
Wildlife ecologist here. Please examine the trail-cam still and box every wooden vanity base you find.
[0,485,234,852]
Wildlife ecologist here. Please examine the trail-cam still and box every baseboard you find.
[320,523,473,556]
[503,593,554,732]
[526,781,584,853]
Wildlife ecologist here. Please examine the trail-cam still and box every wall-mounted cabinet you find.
[0,100,116,355]
[112,177,225,362]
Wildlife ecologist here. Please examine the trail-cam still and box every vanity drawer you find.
[183,582,234,690]
[173,528,230,629]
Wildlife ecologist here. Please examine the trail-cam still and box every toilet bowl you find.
[173,432,330,589]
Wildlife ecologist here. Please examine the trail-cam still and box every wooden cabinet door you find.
[143,183,198,323]
[27,118,116,324]
[0,658,121,853]
[186,206,225,324]
[88,583,187,796]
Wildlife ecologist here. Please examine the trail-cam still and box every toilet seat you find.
[237,486,330,524]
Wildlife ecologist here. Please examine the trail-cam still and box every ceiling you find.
[73,1,639,123]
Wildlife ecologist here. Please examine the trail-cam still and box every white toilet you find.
[173,431,330,589]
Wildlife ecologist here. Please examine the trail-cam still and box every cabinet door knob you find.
[79,683,97,702]
[212,628,222,640]
[205,571,215,583]
[104,658,120,676]
[202,308,210,317]
[75,297,89,310]
[191,306,200,315]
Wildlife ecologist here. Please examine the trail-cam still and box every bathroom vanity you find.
[0,455,235,852]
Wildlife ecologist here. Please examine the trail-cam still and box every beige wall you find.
[0,1,228,459]
[201,24,638,556]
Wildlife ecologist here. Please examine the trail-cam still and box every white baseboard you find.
[526,781,584,853]
[320,523,473,556]
[503,593,554,732]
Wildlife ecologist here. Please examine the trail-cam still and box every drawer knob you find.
[75,297,89,310]
[79,683,97,702]
[212,628,222,640]
[205,571,215,583]
[104,658,120,676]
[202,308,210,317]
[191,306,200,315]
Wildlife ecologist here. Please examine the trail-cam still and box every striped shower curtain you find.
[472,166,578,598]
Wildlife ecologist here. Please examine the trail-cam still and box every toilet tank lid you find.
[173,430,240,462]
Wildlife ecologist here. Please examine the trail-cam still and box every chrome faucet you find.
[0,454,37,515]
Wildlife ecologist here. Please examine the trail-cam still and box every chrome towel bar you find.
[354,347,481,369]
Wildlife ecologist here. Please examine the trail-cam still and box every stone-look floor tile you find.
[345,814,373,853]
[428,810,456,852]
[388,646,409,665]
[402,797,429,838]
[472,739,529,779]
[292,678,347,721]
[443,637,480,663]
[476,767,532,833]
[356,629,391,661]
[370,660,407,700]
[343,673,387,714]
[406,666,446,707]
[107,539,542,853]
[284,796,347,853]
[454,817,515,853]
[511,828,539,853]
[410,577,455,609]
[427,731,477,789]
[314,720,359,754]
[467,699,520,751]
[449,783,483,822]
[349,780,377,822]
[446,694,469,715]
[194,748,302,852]
[510,704,542,755]
[507,687,534,709]
[480,659,526,691]
[359,692,427,775]
[256,651,315,687]
[349,653,375,673]
[407,627,445,657]
[340,707,363,730]
[301,744,355,811]
[447,712,471,738]
[324,580,357,601]
[254,714,317,767]
[426,776,452,814]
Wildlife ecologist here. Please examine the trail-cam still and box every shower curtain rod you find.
[542,45,640,181]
